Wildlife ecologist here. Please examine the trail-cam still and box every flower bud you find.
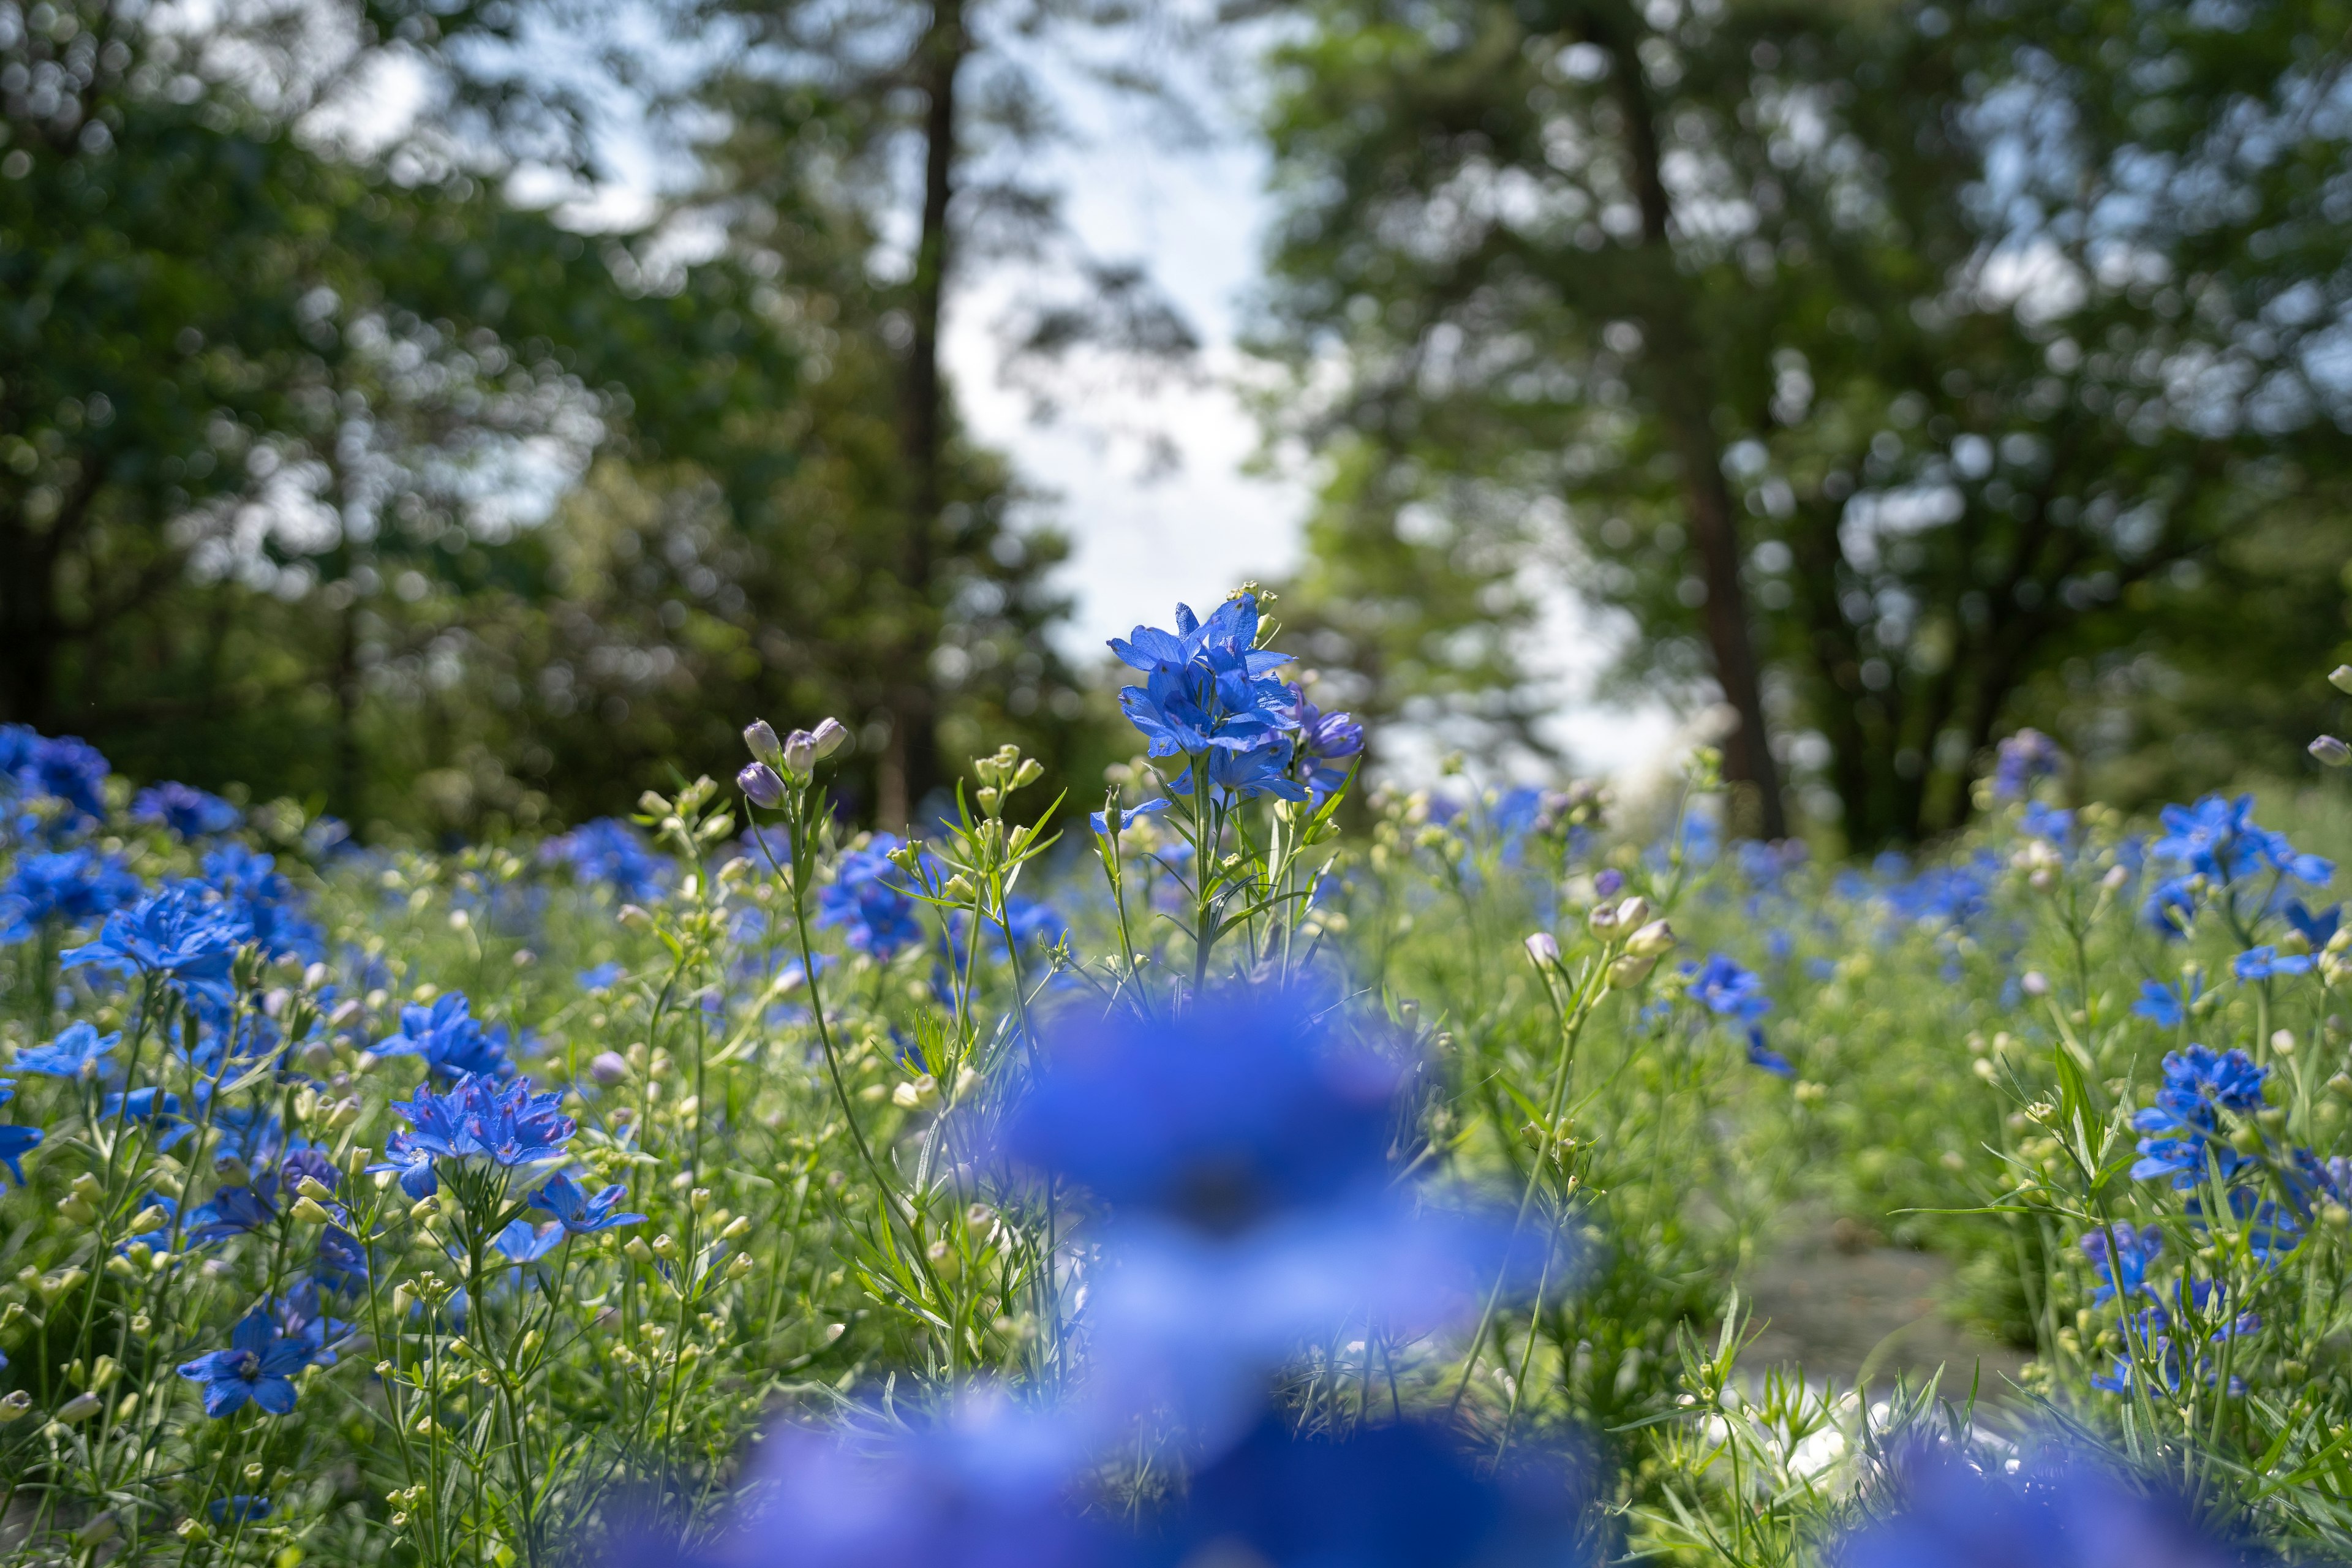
[744,720,785,767]
[782,729,820,778]
[809,717,850,760]
[2332,666,2352,696]
[1607,952,1659,988]
[1614,895,1653,929]
[2314,736,2352,767]
[624,1237,654,1263]
[0,1390,30,1422]
[722,1214,752,1241]
[2021,970,2050,997]
[1588,903,1619,933]
[1524,932,1561,965]
[1622,919,1676,958]
[2100,865,2129,892]
[737,762,786,809]
[617,904,651,929]
[55,1392,102,1424]
[293,1197,336,1227]
[590,1051,629,1086]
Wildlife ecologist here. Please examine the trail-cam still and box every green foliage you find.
[1252,0,2352,845]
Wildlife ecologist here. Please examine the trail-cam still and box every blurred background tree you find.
[1251,0,2352,846]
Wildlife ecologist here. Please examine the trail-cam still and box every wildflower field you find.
[6,590,2352,1567]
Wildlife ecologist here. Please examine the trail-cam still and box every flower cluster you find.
[2129,1046,2267,1188]
[132,781,240,838]
[542,818,670,902]
[1109,595,1362,804]
[1681,952,1791,1076]
[1,725,111,824]
[818,835,927,958]
[368,1074,576,1199]
[0,847,142,943]
[372,992,513,1080]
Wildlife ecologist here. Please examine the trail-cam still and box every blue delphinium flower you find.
[368,1074,577,1199]
[0,1123,39,1185]
[200,843,320,962]
[818,835,927,958]
[317,1225,372,1291]
[1276,684,1366,797]
[1989,728,2064,801]
[494,1219,567,1265]
[2019,801,2075,844]
[2234,945,2313,982]
[13,1020,120,1080]
[578,960,625,992]
[2130,1046,2267,1188]
[62,883,251,987]
[2132,974,2203,1028]
[372,992,511,1080]
[1835,1441,2254,1568]
[2286,899,2341,949]
[530,1170,647,1235]
[0,848,143,943]
[2153,793,2333,887]
[133,782,241,838]
[1168,737,1310,804]
[1089,797,1170,837]
[176,1310,325,1417]
[1109,594,1295,760]
[542,818,670,902]
[209,1496,273,1525]
[2143,874,2202,938]
[1000,989,1402,1228]
[2079,1222,2162,1306]
[102,1087,190,1148]
[1681,953,1791,1075]
[10,733,112,823]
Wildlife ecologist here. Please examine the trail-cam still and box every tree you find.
[1252,0,2352,845]
[674,0,1200,823]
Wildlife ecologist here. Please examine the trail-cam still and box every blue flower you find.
[0,1124,39,1185]
[1989,728,2063,801]
[367,1074,576,1199]
[2143,874,2202,938]
[186,1184,281,1245]
[1683,954,1771,1023]
[1168,737,1310,804]
[176,1310,323,1417]
[999,989,1403,1231]
[818,835,927,958]
[578,961,625,992]
[541,818,669,902]
[2079,1222,2163,1306]
[208,1496,273,1525]
[13,1020,120,1080]
[1156,1417,1578,1568]
[2233,945,2313,982]
[529,1170,646,1235]
[132,782,240,838]
[2132,974,2202,1028]
[2152,793,2332,887]
[1835,1441,2249,1568]
[1089,797,1171,837]
[103,1087,191,1149]
[0,849,143,942]
[2286,899,2341,949]
[2019,801,2075,844]
[1109,595,1295,760]
[2130,1046,2267,1188]
[494,1219,567,1265]
[372,992,511,1080]
[200,844,319,962]
[1276,684,1366,797]
[62,883,251,986]
[317,1224,372,1291]
[10,733,111,822]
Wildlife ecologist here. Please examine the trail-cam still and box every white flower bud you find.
[1622,919,1676,958]
[1524,932,1561,965]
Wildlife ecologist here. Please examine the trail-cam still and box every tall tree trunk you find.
[0,508,56,729]
[876,0,964,830]
[1591,9,1785,838]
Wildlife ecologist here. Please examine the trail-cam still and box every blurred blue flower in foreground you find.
[132,782,240,838]
[2131,1047,2267,1188]
[1836,1442,2264,1568]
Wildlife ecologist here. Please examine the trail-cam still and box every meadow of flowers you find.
[3,590,2351,1567]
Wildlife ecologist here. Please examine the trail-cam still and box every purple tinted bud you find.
[1524,932,1560,965]
[809,717,850,761]
[589,1051,628,1087]
[1594,868,1625,898]
[2312,735,2351,768]
[743,720,784,768]
[738,763,785,809]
